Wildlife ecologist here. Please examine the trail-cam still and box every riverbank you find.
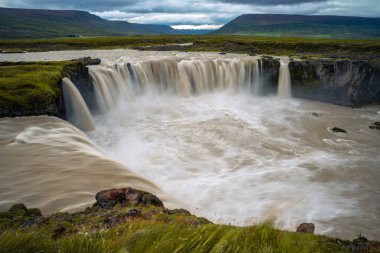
[1,188,378,253]
[1,35,379,63]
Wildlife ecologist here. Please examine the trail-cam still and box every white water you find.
[278,59,292,98]
[86,56,380,240]
[89,58,263,113]
[62,78,96,131]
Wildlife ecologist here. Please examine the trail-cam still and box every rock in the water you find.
[296,223,315,234]
[331,127,347,133]
[369,121,380,130]
[95,188,164,209]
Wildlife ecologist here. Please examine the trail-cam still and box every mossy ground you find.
[2,202,377,253]
[0,60,83,116]
[0,35,379,61]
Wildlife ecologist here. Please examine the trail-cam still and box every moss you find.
[0,60,87,117]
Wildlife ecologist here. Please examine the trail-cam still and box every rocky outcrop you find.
[0,57,100,119]
[296,223,315,234]
[95,188,164,209]
[289,59,380,107]
[260,56,280,95]
[62,57,101,114]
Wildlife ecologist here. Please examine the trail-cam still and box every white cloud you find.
[171,24,224,30]
[1,0,379,27]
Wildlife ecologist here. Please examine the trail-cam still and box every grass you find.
[0,221,349,253]
[0,35,379,60]
[1,201,378,253]
[0,60,85,116]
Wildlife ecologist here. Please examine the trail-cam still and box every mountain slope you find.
[212,14,380,38]
[0,7,178,39]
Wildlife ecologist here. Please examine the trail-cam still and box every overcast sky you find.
[0,0,379,29]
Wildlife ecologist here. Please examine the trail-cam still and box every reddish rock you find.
[296,223,315,234]
[95,188,164,209]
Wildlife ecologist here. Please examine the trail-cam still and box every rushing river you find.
[0,50,379,240]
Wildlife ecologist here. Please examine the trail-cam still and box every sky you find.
[0,0,379,29]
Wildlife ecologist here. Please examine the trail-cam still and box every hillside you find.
[212,14,380,38]
[0,7,178,39]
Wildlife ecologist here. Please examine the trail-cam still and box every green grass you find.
[1,202,377,253]
[0,222,349,253]
[0,35,379,60]
[0,60,84,116]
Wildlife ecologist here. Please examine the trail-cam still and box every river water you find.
[0,50,379,240]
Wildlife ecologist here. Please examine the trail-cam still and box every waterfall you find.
[89,58,262,113]
[277,59,292,98]
[62,77,96,131]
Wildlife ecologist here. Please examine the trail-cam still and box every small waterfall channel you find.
[62,77,95,131]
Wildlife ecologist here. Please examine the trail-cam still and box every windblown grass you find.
[0,221,348,253]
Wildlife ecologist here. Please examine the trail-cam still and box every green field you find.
[1,201,377,253]
[1,35,379,60]
[0,60,87,117]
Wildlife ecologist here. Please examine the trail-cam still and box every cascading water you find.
[89,58,263,112]
[85,55,380,240]
[1,50,379,240]
[277,59,292,98]
[62,77,96,131]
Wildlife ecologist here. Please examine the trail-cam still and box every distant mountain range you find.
[0,7,178,39]
[1,8,380,40]
[212,14,380,38]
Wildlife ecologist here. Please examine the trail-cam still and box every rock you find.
[219,52,227,55]
[95,188,164,209]
[8,204,42,217]
[52,225,66,239]
[22,216,44,227]
[344,236,371,253]
[62,57,101,114]
[289,59,380,107]
[331,127,347,133]
[8,203,28,216]
[369,121,380,130]
[296,223,315,234]
[163,209,191,215]
[126,209,142,218]
[311,112,322,117]
[260,56,281,96]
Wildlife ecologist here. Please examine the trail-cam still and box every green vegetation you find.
[1,202,373,253]
[0,8,176,40]
[212,14,380,39]
[0,60,84,117]
[1,35,379,61]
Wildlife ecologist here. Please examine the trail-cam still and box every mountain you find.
[174,29,214,35]
[0,7,178,39]
[212,14,380,38]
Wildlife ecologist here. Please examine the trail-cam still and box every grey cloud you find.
[218,0,326,5]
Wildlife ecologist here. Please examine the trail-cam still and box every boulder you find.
[296,223,315,234]
[331,127,347,133]
[369,121,380,130]
[95,188,164,209]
